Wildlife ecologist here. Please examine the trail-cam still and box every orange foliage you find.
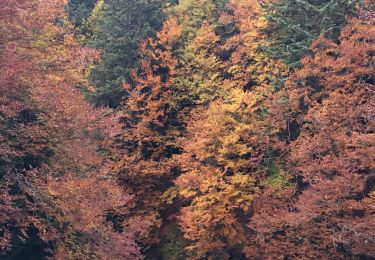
[247,11,375,259]
[174,1,288,257]
[2,0,374,259]
[116,17,183,247]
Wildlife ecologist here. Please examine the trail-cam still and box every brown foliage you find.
[0,0,140,258]
[247,12,375,259]
[116,17,183,247]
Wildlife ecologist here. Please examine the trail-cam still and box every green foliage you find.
[174,23,225,108]
[262,162,291,191]
[166,0,228,40]
[145,223,189,260]
[84,0,164,107]
[161,186,179,205]
[66,0,96,27]
[264,0,359,68]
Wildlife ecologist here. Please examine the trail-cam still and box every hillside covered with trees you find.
[1,0,374,259]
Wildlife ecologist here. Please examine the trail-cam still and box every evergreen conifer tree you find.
[85,0,164,107]
[67,0,96,27]
[264,0,358,68]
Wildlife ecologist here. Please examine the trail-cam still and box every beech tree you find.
[174,0,289,258]
[116,17,183,249]
[2,0,373,259]
[246,10,375,259]
[167,0,227,40]
[0,1,141,258]
[174,22,225,107]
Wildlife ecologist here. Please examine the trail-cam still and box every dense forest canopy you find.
[1,0,374,259]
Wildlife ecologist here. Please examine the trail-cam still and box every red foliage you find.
[2,1,374,259]
[0,0,141,258]
[246,12,375,259]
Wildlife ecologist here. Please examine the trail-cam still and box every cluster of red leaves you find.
[246,11,375,259]
[0,0,142,258]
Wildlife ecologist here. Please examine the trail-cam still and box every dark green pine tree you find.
[85,0,164,107]
[264,0,359,68]
[66,0,97,27]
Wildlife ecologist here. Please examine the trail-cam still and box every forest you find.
[0,0,374,259]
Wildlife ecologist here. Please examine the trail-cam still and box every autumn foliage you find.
[1,0,139,258]
[115,16,183,247]
[1,0,374,259]
[246,10,375,259]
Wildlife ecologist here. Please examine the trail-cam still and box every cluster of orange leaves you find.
[246,9,375,259]
[117,1,375,259]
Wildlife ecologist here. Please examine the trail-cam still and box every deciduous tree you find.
[246,10,375,259]
[116,17,183,249]
[0,1,141,258]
